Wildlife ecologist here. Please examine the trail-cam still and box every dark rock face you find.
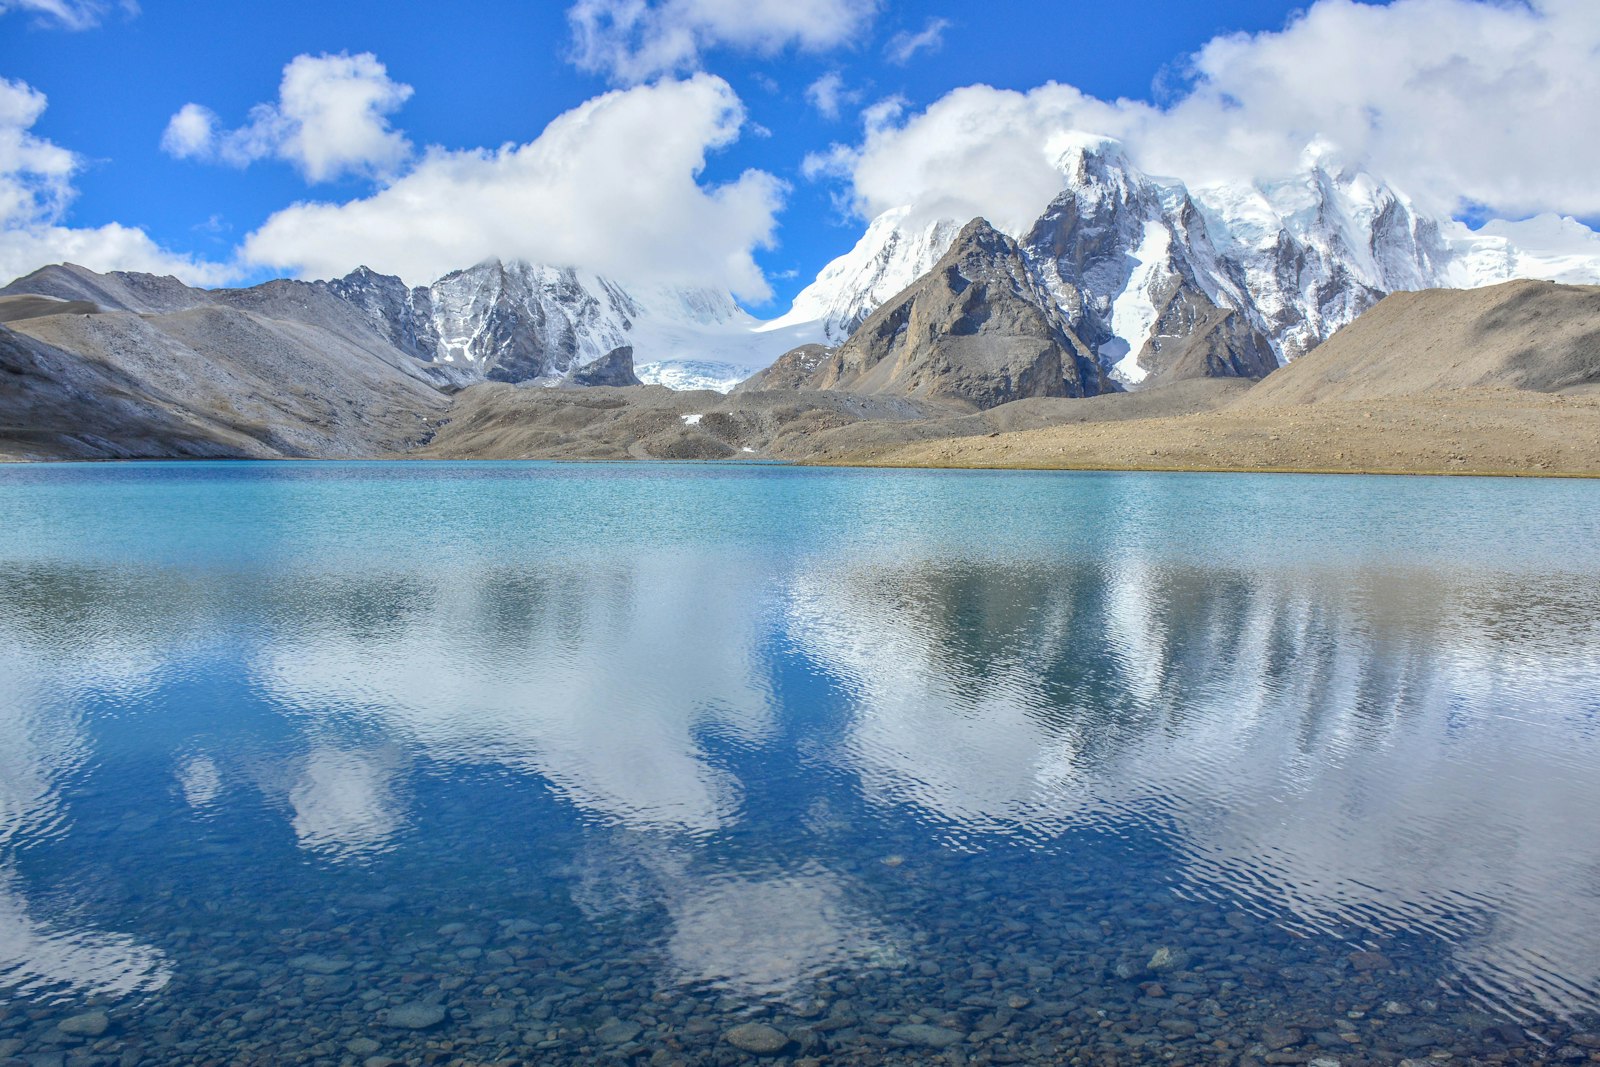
[452,263,569,383]
[1135,285,1279,382]
[806,219,1109,409]
[324,261,608,383]
[1019,146,1278,386]
[734,343,833,393]
[429,261,635,384]
[561,346,641,388]
[324,266,440,362]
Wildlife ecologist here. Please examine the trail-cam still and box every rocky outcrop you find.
[1132,285,1278,382]
[733,344,832,393]
[561,345,641,388]
[324,266,440,362]
[798,219,1110,409]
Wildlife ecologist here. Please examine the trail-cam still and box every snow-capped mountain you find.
[1017,133,1278,385]
[1184,141,1457,366]
[1445,214,1600,289]
[10,134,1600,398]
[780,135,1600,388]
[760,208,967,345]
[324,261,814,392]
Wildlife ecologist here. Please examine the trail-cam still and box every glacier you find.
[327,259,822,393]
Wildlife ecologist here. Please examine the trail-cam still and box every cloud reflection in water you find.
[786,554,1600,1019]
[0,642,171,1000]
[0,483,1597,1023]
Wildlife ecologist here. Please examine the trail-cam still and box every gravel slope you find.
[1238,280,1600,407]
[823,390,1600,477]
[0,303,448,461]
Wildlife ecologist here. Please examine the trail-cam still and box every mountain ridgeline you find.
[5,260,659,387]
[4,131,1600,462]
[743,220,1114,407]
[768,136,1600,391]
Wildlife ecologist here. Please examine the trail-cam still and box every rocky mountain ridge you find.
[4,276,1598,475]
[781,136,1600,390]
[743,220,1111,407]
[6,131,1600,412]
[0,286,449,459]
[1,260,792,391]
[415,279,1600,477]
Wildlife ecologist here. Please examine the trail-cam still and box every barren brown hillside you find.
[824,281,1600,477]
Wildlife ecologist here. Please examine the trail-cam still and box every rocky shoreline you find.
[3,858,1596,1067]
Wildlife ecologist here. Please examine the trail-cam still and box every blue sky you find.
[3,0,1598,309]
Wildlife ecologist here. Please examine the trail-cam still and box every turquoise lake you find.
[1,461,1598,1065]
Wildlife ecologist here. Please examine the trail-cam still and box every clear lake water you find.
[1,461,1599,1066]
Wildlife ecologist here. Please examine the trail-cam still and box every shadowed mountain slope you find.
[0,293,449,460]
[743,220,1111,410]
[1237,279,1600,408]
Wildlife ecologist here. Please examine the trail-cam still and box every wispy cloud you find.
[805,72,862,121]
[0,0,136,30]
[568,0,880,84]
[884,17,949,65]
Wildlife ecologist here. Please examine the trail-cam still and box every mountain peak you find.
[950,216,1010,252]
[766,209,967,343]
[797,206,1107,409]
[1049,130,1129,168]
[339,265,400,284]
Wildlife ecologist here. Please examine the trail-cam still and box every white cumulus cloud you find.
[804,83,1109,234]
[0,77,230,287]
[813,0,1600,229]
[568,0,880,83]
[162,52,414,183]
[884,16,949,65]
[241,74,785,298]
[159,102,215,160]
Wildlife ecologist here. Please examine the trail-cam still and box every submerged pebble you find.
[723,1023,789,1054]
[2,468,1598,1065]
[596,1018,642,1044]
[889,1023,965,1048]
[380,1003,446,1030]
[55,1012,109,1038]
